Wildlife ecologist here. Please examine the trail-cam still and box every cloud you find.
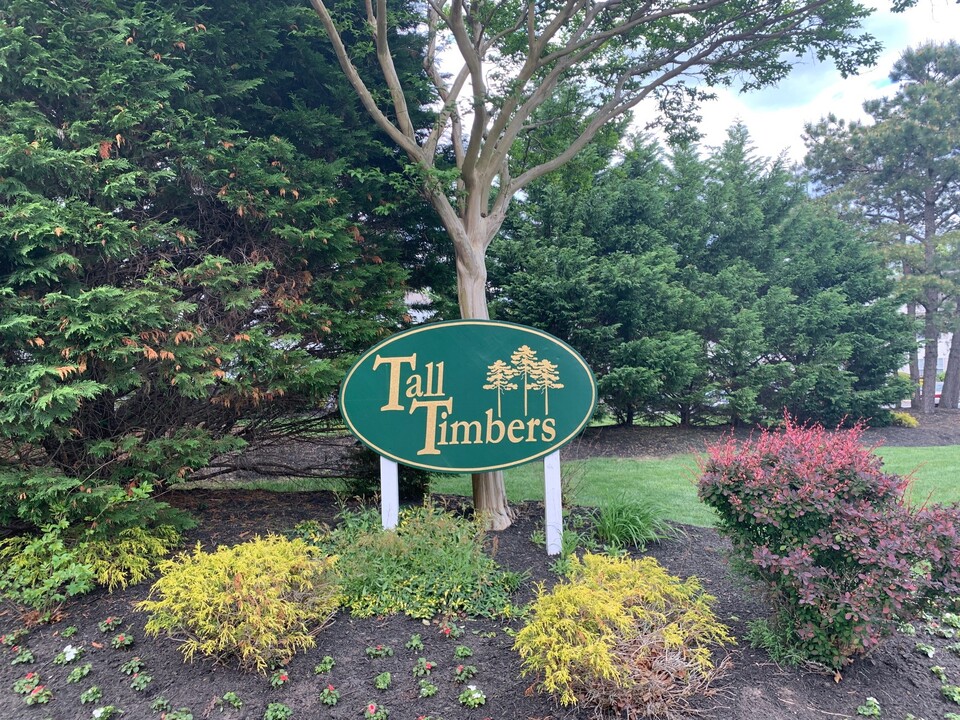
[635,0,960,163]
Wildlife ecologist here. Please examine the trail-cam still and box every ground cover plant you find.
[699,418,960,669]
[298,501,523,619]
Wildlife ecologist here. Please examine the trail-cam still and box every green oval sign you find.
[340,320,597,473]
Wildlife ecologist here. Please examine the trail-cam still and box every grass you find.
[430,456,714,526]
[431,445,960,528]
[180,446,960,530]
[874,445,960,507]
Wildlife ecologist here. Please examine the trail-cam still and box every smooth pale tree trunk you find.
[940,312,960,410]
[455,237,515,531]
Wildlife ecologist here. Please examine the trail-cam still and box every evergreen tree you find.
[0,0,414,531]
[805,42,960,412]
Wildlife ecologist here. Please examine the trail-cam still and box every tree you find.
[0,0,413,532]
[805,42,960,412]
[308,0,913,527]
[483,360,518,417]
[497,126,912,427]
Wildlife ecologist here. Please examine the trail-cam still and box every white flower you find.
[92,709,104,719]
[63,644,80,661]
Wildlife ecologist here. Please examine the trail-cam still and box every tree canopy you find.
[0,0,422,532]
[805,41,960,412]
[494,128,913,426]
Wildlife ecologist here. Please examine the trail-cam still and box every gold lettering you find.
[541,417,556,442]
[526,418,541,442]
[507,419,525,443]
[450,420,482,445]
[485,409,505,443]
[405,374,423,398]
[410,397,453,455]
[424,361,446,396]
[373,353,416,411]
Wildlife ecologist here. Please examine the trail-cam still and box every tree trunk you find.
[455,238,515,531]
[921,310,939,414]
[907,302,921,408]
[941,310,960,409]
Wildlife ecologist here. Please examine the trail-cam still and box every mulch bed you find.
[2,412,960,720]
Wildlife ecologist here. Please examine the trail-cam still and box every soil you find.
[2,411,960,720]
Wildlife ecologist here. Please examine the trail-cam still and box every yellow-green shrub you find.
[137,535,338,672]
[75,525,181,591]
[514,553,732,718]
[890,410,920,428]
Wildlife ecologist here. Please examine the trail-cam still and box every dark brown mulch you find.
[2,413,959,720]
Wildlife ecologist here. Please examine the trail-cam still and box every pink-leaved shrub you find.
[698,417,960,669]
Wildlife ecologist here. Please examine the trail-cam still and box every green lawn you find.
[430,445,960,527]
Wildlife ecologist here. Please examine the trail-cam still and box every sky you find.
[661,0,960,164]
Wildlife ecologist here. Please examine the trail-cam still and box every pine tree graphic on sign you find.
[483,359,519,417]
[510,345,539,416]
[528,358,564,415]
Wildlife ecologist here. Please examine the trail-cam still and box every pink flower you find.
[457,664,464,672]
[25,672,35,680]
[441,627,451,636]
[31,685,44,695]
[327,684,335,692]
[279,673,288,682]
[367,703,377,713]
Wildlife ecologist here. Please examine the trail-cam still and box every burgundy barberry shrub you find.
[698,417,960,669]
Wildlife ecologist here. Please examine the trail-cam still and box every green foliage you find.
[0,0,418,546]
[75,525,181,591]
[493,128,911,428]
[137,535,339,672]
[514,553,732,717]
[66,662,91,683]
[805,42,960,412]
[313,656,335,674]
[314,502,521,620]
[591,497,679,550]
[0,522,94,610]
[856,697,881,716]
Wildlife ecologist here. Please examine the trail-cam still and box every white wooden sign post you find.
[380,456,400,530]
[378,451,563,555]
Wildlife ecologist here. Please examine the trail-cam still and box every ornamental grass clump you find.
[699,417,960,670]
[137,535,338,672]
[514,553,732,719]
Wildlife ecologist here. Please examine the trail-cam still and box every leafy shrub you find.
[309,502,521,619]
[0,522,94,611]
[591,497,680,550]
[890,410,919,428]
[137,535,339,672]
[699,418,960,669]
[514,553,732,718]
[75,526,181,591]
